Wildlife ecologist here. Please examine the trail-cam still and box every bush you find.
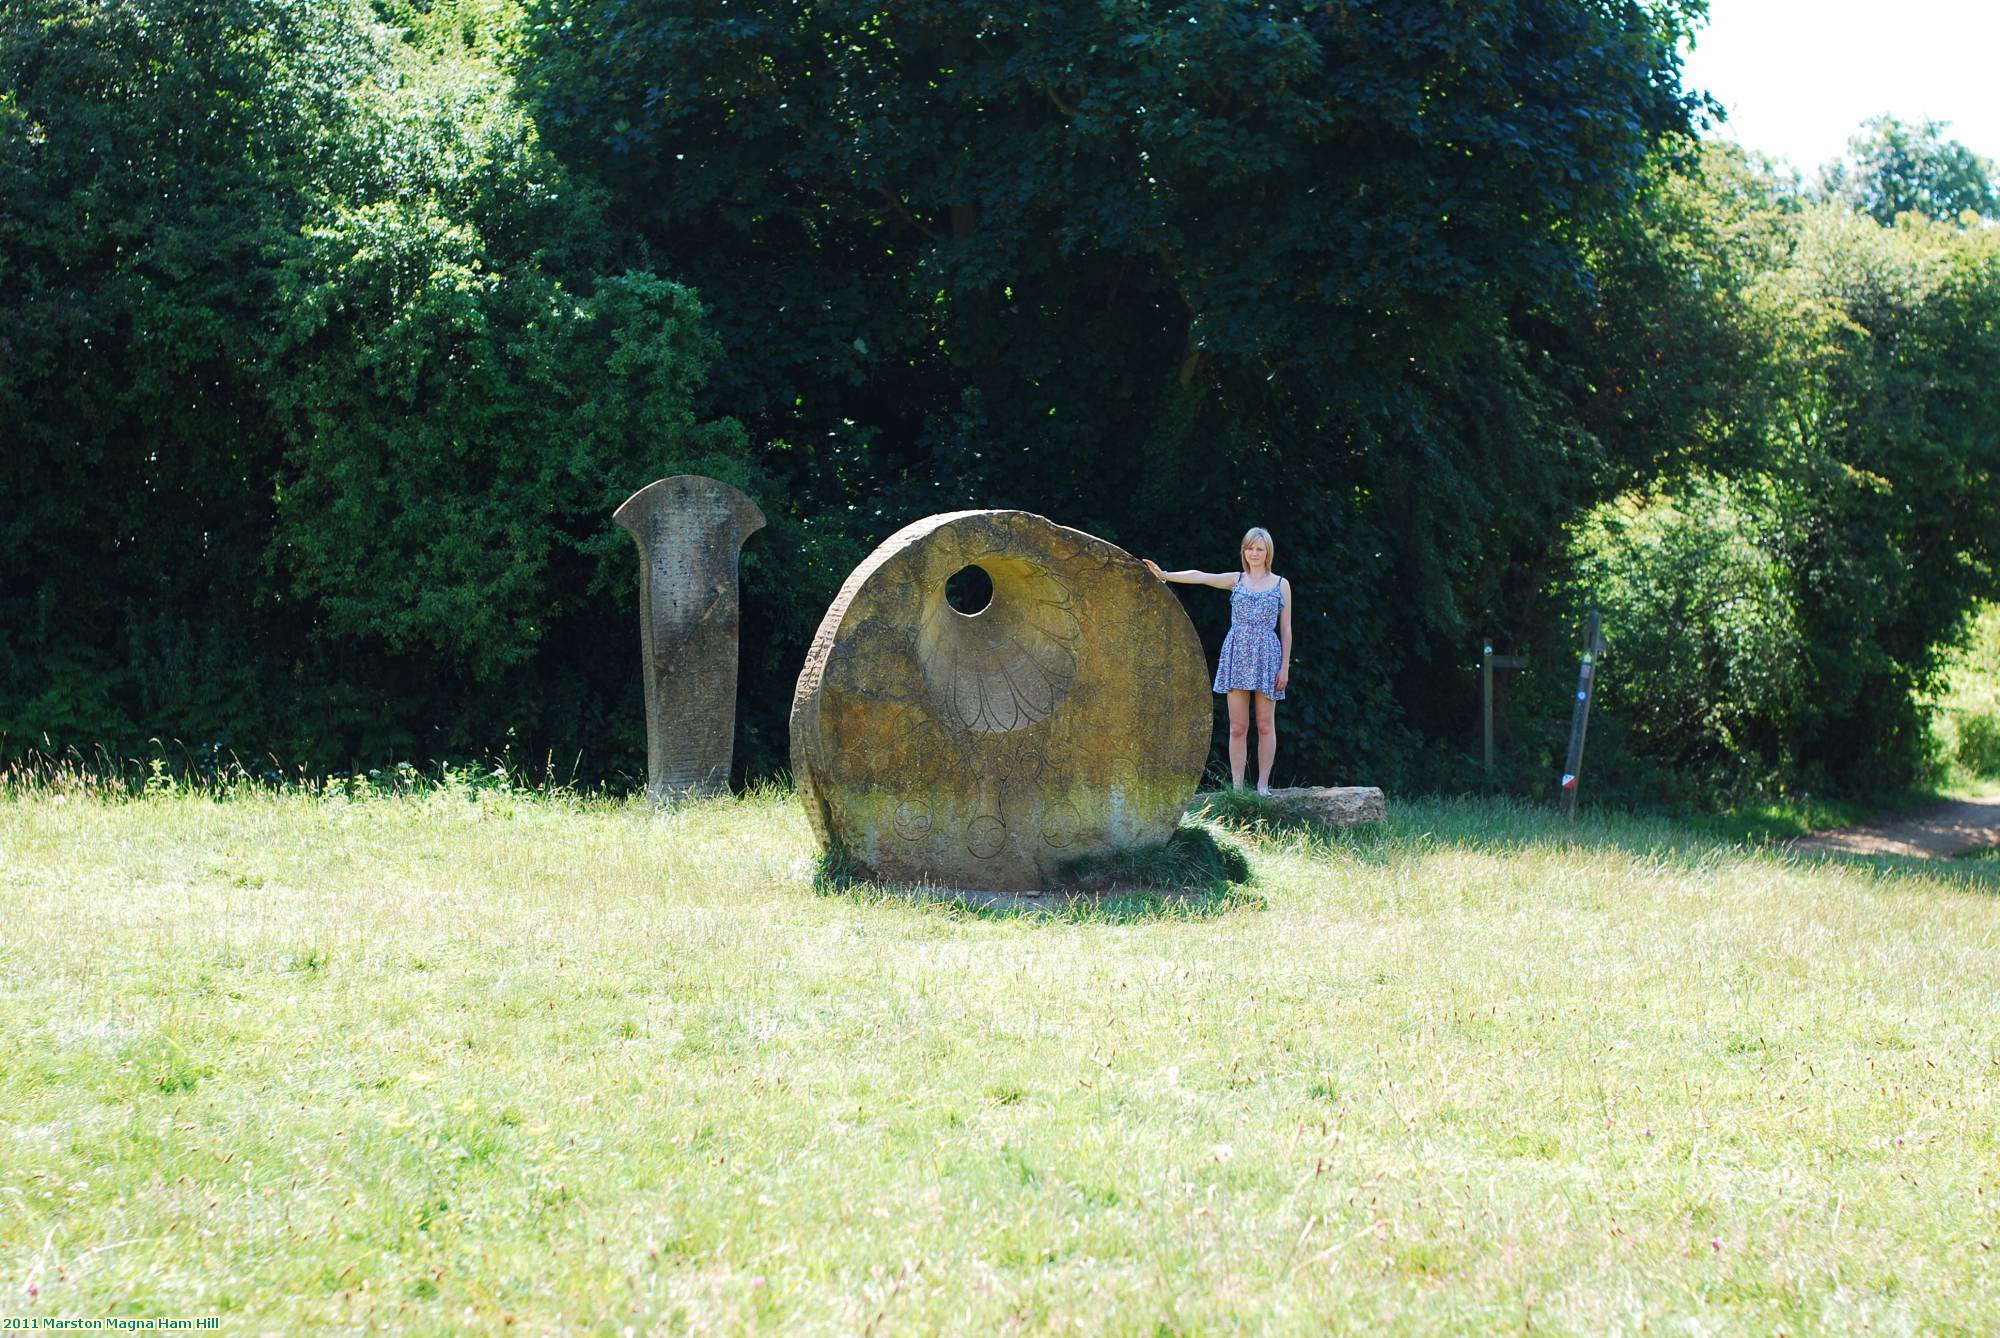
[1567,478,1808,801]
[1955,716,2000,779]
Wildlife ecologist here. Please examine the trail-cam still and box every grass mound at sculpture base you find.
[815,817,1254,912]
[1053,819,1252,894]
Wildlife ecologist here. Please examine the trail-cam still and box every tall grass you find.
[2,778,1996,1333]
[0,739,619,803]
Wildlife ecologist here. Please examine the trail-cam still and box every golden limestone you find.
[791,511,1209,891]
[614,476,766,803]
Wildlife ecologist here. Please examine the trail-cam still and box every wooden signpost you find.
[1481,641,1529,774]
[1559,610,1608,816]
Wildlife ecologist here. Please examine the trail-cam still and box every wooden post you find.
[1482,643,1529,775]
[1482,642,1494,773]
[1559,610,1606,817]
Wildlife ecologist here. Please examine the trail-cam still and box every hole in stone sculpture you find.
[944,564,995,616]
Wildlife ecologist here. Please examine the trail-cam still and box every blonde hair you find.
[1239,526,1276,573]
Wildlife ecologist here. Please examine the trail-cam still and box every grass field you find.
[3,780,1997,1334]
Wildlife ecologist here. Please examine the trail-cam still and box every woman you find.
[1144,527,1292,794]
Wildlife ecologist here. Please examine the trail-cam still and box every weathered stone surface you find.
[1194,787,1387,826]
[614,476,765,804]
[791,510,1210,892]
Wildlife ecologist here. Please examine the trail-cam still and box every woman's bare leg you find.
[1254,692,1278,794]
[1226,690,1251,788]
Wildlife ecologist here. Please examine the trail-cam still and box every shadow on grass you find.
[1786,841,2000,892]
[1339,794,2000,895]
[811,819,1265,922]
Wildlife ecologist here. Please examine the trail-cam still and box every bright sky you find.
[1680,0,2000,174]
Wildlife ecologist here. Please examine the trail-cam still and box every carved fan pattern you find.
[918,558,1081,735]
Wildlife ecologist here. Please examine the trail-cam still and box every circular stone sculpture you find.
[790,510,1211,891]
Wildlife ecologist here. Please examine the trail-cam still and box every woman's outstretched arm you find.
[1142,559,1237,589]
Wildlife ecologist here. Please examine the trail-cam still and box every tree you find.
[1757,205,2000,784]
[1572,146,2000,796]
[0,0,373,753]
[1819,114,1999,226]
[516,0,1707,784]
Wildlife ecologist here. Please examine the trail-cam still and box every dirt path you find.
[1789,795,2000,859]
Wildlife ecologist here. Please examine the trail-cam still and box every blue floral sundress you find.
[1213,575,1286,700]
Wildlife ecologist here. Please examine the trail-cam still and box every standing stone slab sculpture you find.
[790,510,1210,891]
[614,476,765,804]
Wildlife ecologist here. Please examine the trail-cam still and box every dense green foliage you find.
[514,0,1709,784]
[1571,152,2000,798]
[2,0,345,754]
[1,0,759,773]
[4,0,1996,800]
